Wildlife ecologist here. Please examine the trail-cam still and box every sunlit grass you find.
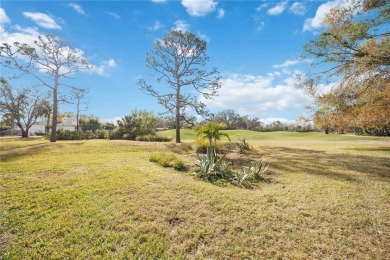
[1,133,389,258]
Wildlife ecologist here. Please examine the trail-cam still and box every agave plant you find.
[194,147,232,179]
[236,138,250,154]
[232,167,250,187]
[249,160,269,181]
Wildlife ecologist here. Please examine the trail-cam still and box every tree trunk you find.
[175,88,181,143]
[76,102,79,131]
[21,129,28,138]
[50,87,58,142]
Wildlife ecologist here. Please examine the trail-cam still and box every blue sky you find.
[0,0,344,124]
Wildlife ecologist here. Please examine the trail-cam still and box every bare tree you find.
[70,87,88,131]
[0,34,89,142]
[0,77,50,137]
[138,30,221,143]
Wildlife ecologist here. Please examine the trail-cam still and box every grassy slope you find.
[1,132,389,258]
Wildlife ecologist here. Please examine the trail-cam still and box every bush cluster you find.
[48,129,109,140]
[149,153,186,171]
[136,134,172,142]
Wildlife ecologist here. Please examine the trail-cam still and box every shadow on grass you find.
[227,147,390,183]
[0,142,84,162]
[343,146,390,152]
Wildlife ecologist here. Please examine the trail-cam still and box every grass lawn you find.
[1,131,389,258]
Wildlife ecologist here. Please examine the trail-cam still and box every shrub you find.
[136,134,172,142]
[52,129,108,140]
[236,138,250,154]
[149,153,186,171]
[109,129,123,140]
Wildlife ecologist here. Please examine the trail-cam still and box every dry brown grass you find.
[1,134,389,258]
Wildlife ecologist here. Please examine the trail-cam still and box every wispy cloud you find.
[181,0,217,17]
[272,59,299,69]
[69,3,86,15]
[147,20,164,31]
[289,2,307,16]
[90,59,117,76]
[217,8,225,19]
[255,3,268,12]
[172,20,190,33]
[267,1,288,16]
[197,32,210,42]
[23,12,61,29]
[151,0,167,3]
[107,12,120,19]
[0,8,11,24]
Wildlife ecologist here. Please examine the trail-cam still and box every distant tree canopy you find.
[79,115,101,133]
[138,30,221,143]
[299,0,390,135]
[0,77,50,137]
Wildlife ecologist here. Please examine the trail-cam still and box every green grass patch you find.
[1,134,389,258]
[149,152,186,171]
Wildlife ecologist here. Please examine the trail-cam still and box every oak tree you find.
[0,77,50,137]
[298,0,390,135]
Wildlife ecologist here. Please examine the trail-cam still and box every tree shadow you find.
[226,146,390,183]
[0,142,84,162]
[343,146,390,152]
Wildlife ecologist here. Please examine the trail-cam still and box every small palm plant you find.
[195,121,231,147]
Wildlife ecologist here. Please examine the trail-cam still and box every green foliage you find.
[149,153,186,171]
[194,147,268,187]
[48,129,109,140]
[236,138,250,154]
[194,147,232,180]
[79,115,101,132]
[109,129,123,140]
[195,121,231,147]
[136,134,172,142]
[118,110,156,140]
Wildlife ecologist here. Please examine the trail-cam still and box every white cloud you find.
[181,0,217,17]
[151,0,167,3]
[217,8,225,19]
[107,12,120,19]
[173,20,190,33]
[197,32,209,42]
[69,3,86,15]
[200,73,312,117]
[289,2,306,16]
[147,20,164,31]
[1,24,112,77]
[256,3,268,12]
[107,59,117,68]
[256,21,265,32]
[0,24,40,50]
[0,8,10,24]
[90,59,117,75]
[23,12,61,30]
[303,0,348,31]
[272,59,299,69]
[267,1,288,16]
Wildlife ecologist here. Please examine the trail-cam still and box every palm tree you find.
[195,121,231,147]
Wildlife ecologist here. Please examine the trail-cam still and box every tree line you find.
[1,0,389,140]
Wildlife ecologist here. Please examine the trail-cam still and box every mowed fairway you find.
[1,132,389,259]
